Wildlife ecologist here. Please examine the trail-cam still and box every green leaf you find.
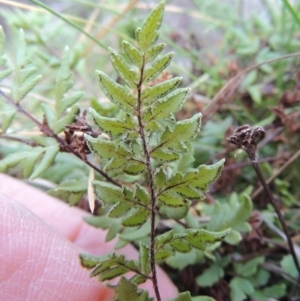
[281,255,299,279]
[108,202,132,218]
[155,230,174,249]
[151,113,201,160]
[191,296,216,301]
[139,242,151,275]
[29,145,59,179]
[113,277,152,301]
[206,193,252,244]
[170,238,191,253]
[135,1,165,50]
[93,181,124,205]
[155,249,174,261]
[123,162,145,175]
[22,151,41,178]
[185,229,230,250]
[130,274,148,285]
[144,88,190,130]
[109,47,138,88]
[159,204,190,219]
[53,46,84,128]
[143,53,173,83]
[97,71,136,113]
[119,220,151,241]
[134,184,151,205]
[122,207,150,227]
[85,135,143,173]
[52,104,79,134]
[141,77,182,106]
[55,179,87,193]
[90,108,136,138]
[166,249,203,270]
[0,146,59,179]
[145,43,166,62]
[98,265,129,281]
[154,167,167,190]
[224,229,242,244]
[79,253,108,269]
[258,284,286,299]
[0,106,16,133]
[41,103,55,129]
[171,291,193,301]
[196,264,224,287]
[85,135,132,169]
[158,194,189,207]
[157,159,225,213]
[122,40,143,67]
[230,277,255,301]
[0,27,12,80]
[12,30,41,103]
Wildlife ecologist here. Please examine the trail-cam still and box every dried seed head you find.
[251,126,266,144]
[227,125,266,161]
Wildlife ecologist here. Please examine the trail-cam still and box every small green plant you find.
[0,2,230,300]
[2,1,300,300]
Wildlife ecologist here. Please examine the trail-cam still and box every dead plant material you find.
[271,104,300,134]
[210,280,231,301]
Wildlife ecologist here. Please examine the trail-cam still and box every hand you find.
[0,174,178,301]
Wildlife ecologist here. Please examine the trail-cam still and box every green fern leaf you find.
[141,77,182,105]
[22,151,41,178]
[135,1,165,50]
[139,243,151,275]
[145,43,166,62]
[114,277,153,301]
[108,202,132,218]
[0,145,59,179]
[157,159,224,204]
[0,27,12,80]
[143,53,173,83]
[85,135,144,173]
[168,229,230,254]
[29,145,59,179]
[12,29,41,103]
[151,113,201,160]
[122,207,150,227]
[123,162,145,175]
[109,47,138,88]
[52,104,79,134]
[41,103,55,129]
[143,88,190,130]
[0,105,16,133]
[205,193,252,245]
[97,71,136,113]
[122,41,143,67]
[155,230,174,249]
[90,108,137,138]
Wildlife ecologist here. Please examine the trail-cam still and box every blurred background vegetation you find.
[1,1,300,300]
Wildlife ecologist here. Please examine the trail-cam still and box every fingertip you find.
[0,195,114,301]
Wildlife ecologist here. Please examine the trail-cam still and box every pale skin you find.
[0,174,178,301]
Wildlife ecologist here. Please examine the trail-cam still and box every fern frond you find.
[12,29,42,103]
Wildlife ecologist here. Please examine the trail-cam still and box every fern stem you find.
[0,89,119,187]
[250,157,300,279]
[227,125,300,280]
[136,59,161,301]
